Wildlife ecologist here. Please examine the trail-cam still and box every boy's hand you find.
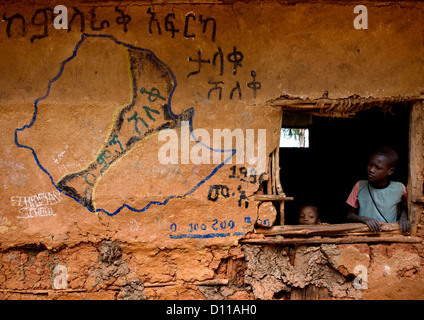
[362,217,381,232]
[398,219,411,234]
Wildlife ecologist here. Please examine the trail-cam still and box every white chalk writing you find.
[53,148,97,174]
[51,145,69,164]
[57,159,87,174]
[11,190,62,219]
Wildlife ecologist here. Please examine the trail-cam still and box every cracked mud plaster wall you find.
[1,0,424,299]
[243,243,424,300]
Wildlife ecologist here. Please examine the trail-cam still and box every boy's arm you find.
[347,205,381,232]
[398,201,411,234]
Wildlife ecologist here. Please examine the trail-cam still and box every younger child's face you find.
[298,206,319,225]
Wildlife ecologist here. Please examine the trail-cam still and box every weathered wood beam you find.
[272,95,424,108]
[144,279,229,287]
[192,279,229,286]
[240,236,420,245]
[250,195,294,201]
[0,288,86,295]
[408,101,424,236]
[0,280,230,294]
[255,222,402,236]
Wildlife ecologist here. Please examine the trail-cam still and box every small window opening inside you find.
[280,128,310,148]
[279,103,410,225]
[280,113,312,148]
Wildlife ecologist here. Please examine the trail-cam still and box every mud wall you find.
[1,0,424,300]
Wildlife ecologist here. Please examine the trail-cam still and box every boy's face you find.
[298,206,319,225]
[367,154,395,184]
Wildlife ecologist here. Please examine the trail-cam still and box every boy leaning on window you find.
[346,146,411,234]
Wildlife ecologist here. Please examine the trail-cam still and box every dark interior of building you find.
[279,103,410,225]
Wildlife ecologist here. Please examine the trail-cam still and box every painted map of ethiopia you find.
[15,34,232,216]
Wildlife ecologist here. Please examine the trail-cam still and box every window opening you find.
[280,128,310,148]
[245,99,424,245]
[279,103,411,226]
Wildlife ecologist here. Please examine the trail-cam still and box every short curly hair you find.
[371,146,399,168]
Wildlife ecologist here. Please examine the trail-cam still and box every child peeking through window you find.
[346,146,411,233]
[298,203,321,225]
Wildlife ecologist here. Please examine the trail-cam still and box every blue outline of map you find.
[14,33,236,217]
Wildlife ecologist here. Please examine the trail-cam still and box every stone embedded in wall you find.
[256,201,277,228]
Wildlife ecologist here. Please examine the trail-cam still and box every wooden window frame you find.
[243,100,424,245]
